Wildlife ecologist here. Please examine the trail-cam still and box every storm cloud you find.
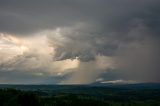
[0,0,160,84]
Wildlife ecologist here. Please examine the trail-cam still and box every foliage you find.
[0,87,160,106]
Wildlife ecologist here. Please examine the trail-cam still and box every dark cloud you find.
[0,70,62,84]
[0,0,160,83]
[0,0,159,34]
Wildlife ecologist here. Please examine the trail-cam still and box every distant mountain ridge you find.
[0,83,160,90]
[90,82,160,89]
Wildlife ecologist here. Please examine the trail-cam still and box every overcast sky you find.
[0,0,160,84]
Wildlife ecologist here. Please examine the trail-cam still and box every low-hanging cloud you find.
[47,24,118,62]
[0,0,160,84]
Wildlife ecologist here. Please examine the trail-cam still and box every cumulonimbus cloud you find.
[0,0,160,84]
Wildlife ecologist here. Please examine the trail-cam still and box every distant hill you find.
[90,82,160,89]
[0,83,160,91]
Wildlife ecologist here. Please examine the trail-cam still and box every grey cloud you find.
[0,52,67,84]
[48,24,119,62]
[0,70,62,84]
[0,0,159,35]
[114,36,160,82]
[0,0,160,83]
[43,0,160,63]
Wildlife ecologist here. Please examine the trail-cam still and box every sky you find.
[0,0,160,84]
